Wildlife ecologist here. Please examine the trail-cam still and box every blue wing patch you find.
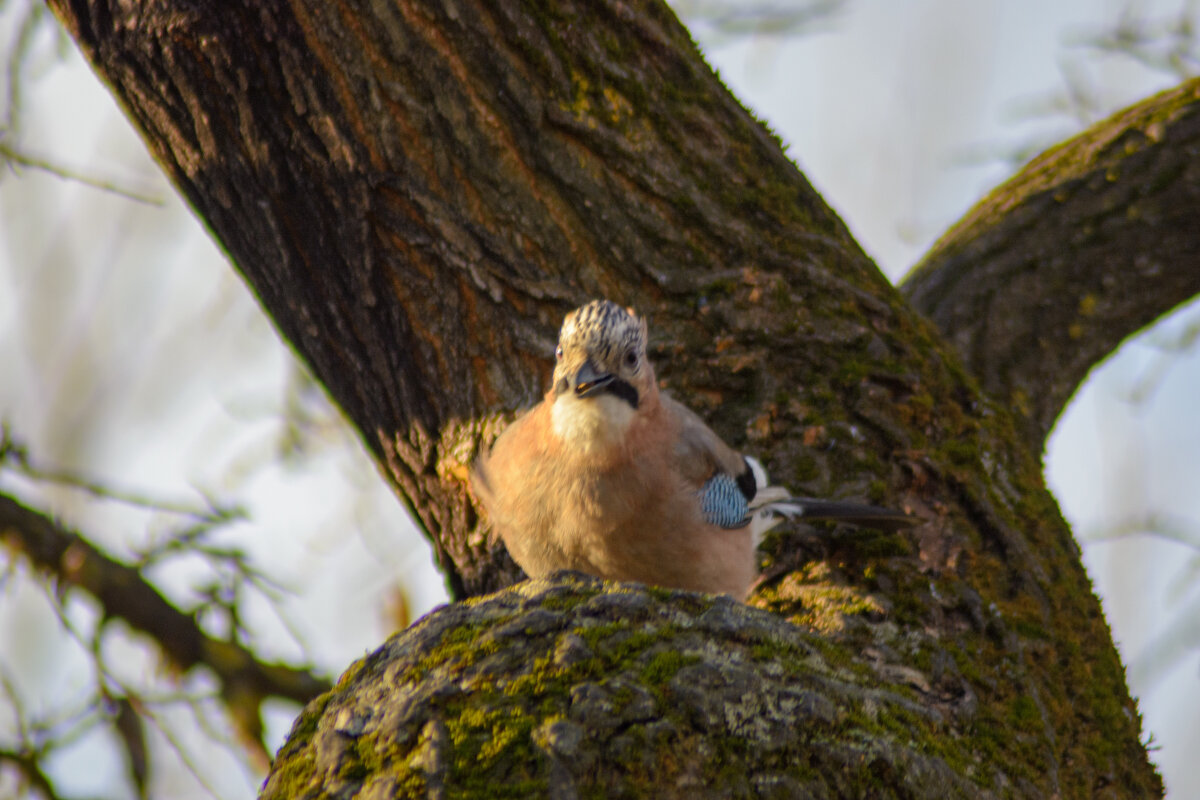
[699,473,750,529]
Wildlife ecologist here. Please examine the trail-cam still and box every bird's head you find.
[549,300,655,451]
[553,300,652,406]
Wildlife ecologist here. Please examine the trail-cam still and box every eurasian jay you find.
[471,300,913,598]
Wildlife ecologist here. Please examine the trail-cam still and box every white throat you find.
[551,393,635,454]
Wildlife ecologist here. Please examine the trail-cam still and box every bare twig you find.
[0,424,242,524]
[0,661,66,799]
[0,662,30,744]
[0,1,164,212]
[1067,5,1200,80]
[0,139,165,205]
[0,492,331,758]
[135,701,228,800]
[673,0,846,44]
[0,747,59,800]
[1081,513,1200,553]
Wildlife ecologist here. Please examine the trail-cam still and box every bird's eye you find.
[625,350,639,368]
[555,345,563,360]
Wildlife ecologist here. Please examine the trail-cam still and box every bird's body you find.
[472,300,911,598]
[476,387,760,595]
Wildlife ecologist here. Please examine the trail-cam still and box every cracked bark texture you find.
[263,574,993,799]
[905,78,1200,450]
[45,0,1170,797]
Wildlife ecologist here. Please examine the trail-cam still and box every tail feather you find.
[742,457,915,544]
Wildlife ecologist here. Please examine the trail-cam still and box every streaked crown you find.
[553,300,649,392]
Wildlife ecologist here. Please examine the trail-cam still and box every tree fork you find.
[46,0,1165,795]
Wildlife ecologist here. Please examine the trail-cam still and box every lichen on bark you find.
[263,574,999,799]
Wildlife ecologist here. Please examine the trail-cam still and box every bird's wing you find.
[662,393,747,485]
[661,393,758,529]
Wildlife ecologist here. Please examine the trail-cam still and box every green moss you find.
[832,358,870,388]
[640,649,700,685]
[1009,616,1049,641]
[439,695,546,795]
[644,585,678,604]
[787,452,821,485]
[1008,695,1041,731]
[538,589,599,612]
[408,620,505,681]
[939,437,981,469]
[703,275,739,297]
[842,531,912,560]
[505,653,571,702]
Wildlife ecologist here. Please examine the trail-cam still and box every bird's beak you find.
[573,361,613,398]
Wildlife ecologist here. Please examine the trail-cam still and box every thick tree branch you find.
[904,78,1200,449]
[264,573,987,799]
[0,492,331,757]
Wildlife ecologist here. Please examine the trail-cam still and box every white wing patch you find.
[743,456,808,545]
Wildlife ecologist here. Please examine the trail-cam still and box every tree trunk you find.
[46,0,1169,796]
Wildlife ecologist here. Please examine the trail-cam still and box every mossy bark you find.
[906,78,1200,450]
[264,574,1000,799]
[45,0,1171,796]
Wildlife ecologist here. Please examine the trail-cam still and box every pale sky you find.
[1,1,1197,796]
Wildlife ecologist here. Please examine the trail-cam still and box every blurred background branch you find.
[671,0,846,44]
[0,467,331,768]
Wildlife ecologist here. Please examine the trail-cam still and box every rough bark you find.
[45,0,1166,797]
[46,0,877,598]
[904,78,1200,450]
[263,574,993,799]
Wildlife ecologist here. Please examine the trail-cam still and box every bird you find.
[471,299,913,598]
